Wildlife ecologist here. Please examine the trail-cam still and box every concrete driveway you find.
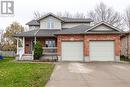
[46,62,130,87]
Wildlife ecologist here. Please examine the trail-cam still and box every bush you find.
[120,55,129,61]
[34,41,43,60]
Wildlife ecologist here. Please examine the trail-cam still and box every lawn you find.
[0,58,54,87]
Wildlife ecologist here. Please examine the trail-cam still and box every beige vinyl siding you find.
[40,16,61,29]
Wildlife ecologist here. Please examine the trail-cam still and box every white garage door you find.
[90,41,114,61]
[62,42,83,61]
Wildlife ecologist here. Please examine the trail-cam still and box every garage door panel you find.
[90,41,114,61]
[62,42,83,61]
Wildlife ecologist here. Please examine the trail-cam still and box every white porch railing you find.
[17,47,24,60]
[42,47,57,55]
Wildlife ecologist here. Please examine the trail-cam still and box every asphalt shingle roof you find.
[14,30,37,37]
[61,17,93,23]
[54,25,91,34]
[26,20,40,26]
[15,22,122,37]
[26,17,93,26]
[14,29,60,37]
[35,29,60,37]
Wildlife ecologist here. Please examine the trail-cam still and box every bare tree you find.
[124,7,130,31]
[33,11,47,19]
[57,11,86,18]
[34,11,41,19]
[3,22,24,51]
[56,11,72,18]
[34,11,86,19]
[62,11,72,18]
[56,12,63,17]
[88,2,122,28]
[74,12,86,18]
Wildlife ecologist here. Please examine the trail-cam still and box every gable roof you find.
[54,24,121,35]
[37,13,63,22]
[85,21,122,32]
[15,23,122,37]
[26,13,93,25]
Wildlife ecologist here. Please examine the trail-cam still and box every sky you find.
[0,0,130,31]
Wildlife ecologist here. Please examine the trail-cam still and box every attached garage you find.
[89,41,115,61]
[61,42,83,61]
[56,22,121,62]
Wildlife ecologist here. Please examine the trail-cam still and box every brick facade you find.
[57,34,120,56]
[24,34,120,60]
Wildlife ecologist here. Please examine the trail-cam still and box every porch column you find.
[23,37,25,54]
[34,37,37,44]
[16,37,19,55]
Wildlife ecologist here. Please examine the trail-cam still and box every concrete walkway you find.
[45,62,130,87]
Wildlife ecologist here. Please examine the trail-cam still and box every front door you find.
[29,40,34,54]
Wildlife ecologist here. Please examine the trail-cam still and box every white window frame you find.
[45,40,55,47]
[47,19,54,29]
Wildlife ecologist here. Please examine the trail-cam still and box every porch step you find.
[16,54,33,61]
[22,54,33,60]
[23,54,32,56]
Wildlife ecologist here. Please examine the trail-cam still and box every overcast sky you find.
[0,0,130,30]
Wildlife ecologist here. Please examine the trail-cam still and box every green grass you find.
[0,58,54,87]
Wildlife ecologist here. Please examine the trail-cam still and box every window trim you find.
[45,39,56,47]
[47,18,54,29]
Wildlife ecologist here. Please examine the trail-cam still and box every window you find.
[31,26,36,30]
[45,40,55,47]
[47,19,54,29]
[18,39,23,47]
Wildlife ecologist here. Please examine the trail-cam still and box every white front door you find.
[89,41,115,61]
[61,42,83,61]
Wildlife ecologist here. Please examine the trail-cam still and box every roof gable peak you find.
[37,13,63,22]
[85,21,121,32]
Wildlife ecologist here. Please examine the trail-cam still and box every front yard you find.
[0,58,54,87]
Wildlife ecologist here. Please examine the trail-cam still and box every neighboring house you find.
[0,30,4,43]
[121,32,130,59]
[15,13,122,62]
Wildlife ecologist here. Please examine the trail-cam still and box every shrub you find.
[120,55,129,61]
[34,41,43,60]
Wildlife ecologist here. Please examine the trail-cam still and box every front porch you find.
[16,37,58,61]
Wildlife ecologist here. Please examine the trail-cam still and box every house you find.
[0,30,4,43]
[121,32,130,59]
[15,13,121,62]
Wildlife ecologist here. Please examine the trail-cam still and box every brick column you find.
[84,35,90,62]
